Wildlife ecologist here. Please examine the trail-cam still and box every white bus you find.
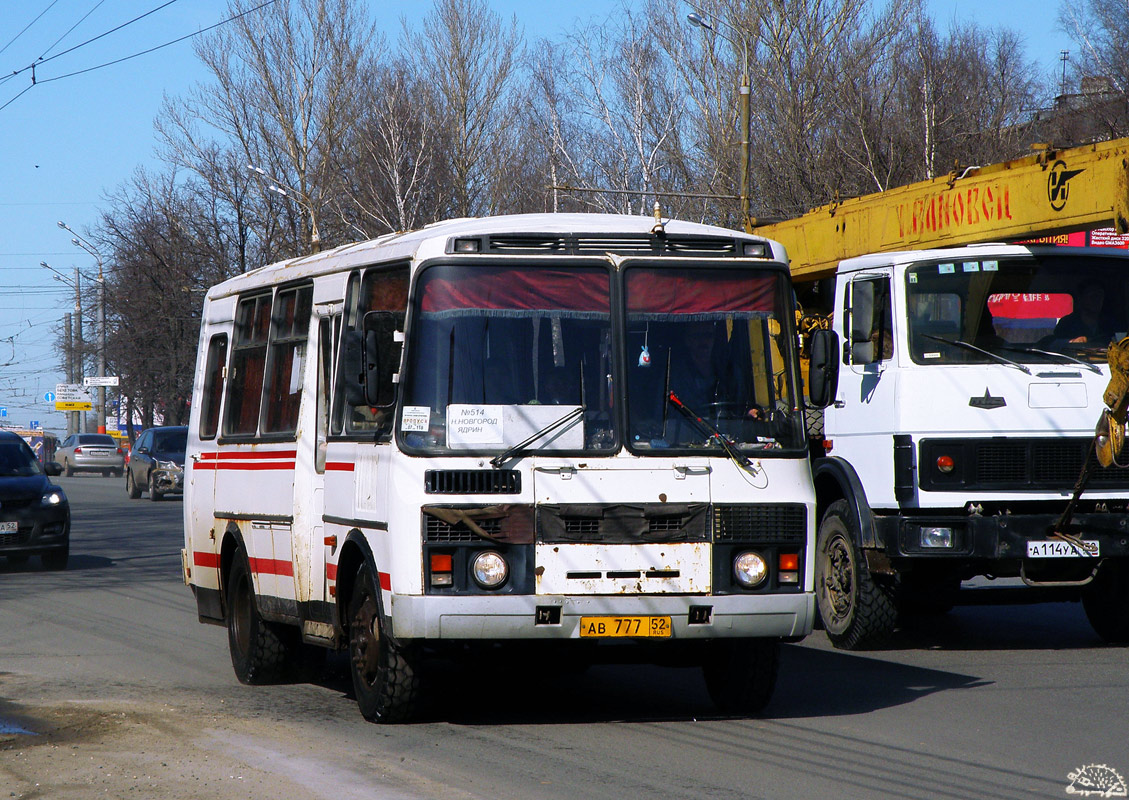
[182,213,826,722]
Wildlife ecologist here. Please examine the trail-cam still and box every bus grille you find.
[424,470,521,494]
[477,233,741,256]
[424,515,503,543]
[712,504,807,544]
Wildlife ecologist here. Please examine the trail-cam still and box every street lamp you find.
[40,260,85,435]
[247,164,322,253]
[688,10,752,232]
[58,221,108,435]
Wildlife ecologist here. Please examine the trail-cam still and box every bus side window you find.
[225,293,272,436]
[199,334,229,440]
[261,285,313,435]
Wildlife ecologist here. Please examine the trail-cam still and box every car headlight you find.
[733,551,768,588]
[471,551,509,589]
[41,490,66,507]
[156,460,182,472]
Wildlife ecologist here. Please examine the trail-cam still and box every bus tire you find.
[226,550,292,684]
[702,638,779,715]
[1081,560,1129,644]
[348,565,419,723]
[816,499,897,649]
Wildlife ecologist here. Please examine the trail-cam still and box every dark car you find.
[0,431,70,569]
[126,426,187,501]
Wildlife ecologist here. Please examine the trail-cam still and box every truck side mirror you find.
[361,311,403,408]
[808,329,840,408]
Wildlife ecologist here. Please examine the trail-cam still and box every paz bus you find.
[182,213,831,722]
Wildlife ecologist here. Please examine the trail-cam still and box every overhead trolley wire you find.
[0,0,278,112]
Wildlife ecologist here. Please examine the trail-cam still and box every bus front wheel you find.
[348,565,419,723]
[226,550,294,684]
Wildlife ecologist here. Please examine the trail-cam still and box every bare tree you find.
[406,0,524,218]
[157,0,375,255]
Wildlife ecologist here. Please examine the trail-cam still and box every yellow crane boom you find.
[754,137,1129,281]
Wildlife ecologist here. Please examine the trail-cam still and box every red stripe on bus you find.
[326,563,337,581]
[249,557,294,577]
[211,461,296,471]
[325,461,354,471]
[198,450,297,460]
[193,551,221,569]
[379,572,391,591]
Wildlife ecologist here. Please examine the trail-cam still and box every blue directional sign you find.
[44,391,56,403]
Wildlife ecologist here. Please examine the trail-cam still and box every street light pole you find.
[247,164,322,253]
[41,261,84,434]
[687,11,752,233]
[58,222,108,434]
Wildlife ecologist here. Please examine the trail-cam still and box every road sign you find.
[0,408,6,418]
[29,421,39,429]
[84,376,120,387]
[44,392,56,403]
[56,401,93,411]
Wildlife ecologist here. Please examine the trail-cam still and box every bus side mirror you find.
[361,311,402,408]
[808,329,840,408]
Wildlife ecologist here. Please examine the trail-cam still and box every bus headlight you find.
[471,551,509,589]
[733,551,768,588]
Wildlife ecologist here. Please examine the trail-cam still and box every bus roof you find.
[205,212,781,300]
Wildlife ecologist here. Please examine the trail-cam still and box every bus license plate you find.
[579,616,671,638]
[1026,540,1099,558]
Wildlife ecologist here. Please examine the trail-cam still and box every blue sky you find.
[0,0,1074,432]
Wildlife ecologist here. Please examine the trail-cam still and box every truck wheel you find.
[226,550,294,684]
[816,500,897,649]
[126,471,141,499]
[701,638,779,715]
[348,565,419,723]
[1081,560,1129,643]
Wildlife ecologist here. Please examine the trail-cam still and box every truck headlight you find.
[920,527,953,548]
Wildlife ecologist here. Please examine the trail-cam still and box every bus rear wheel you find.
[348,565,419,723]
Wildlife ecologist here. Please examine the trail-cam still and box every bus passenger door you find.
[292,308,338,639]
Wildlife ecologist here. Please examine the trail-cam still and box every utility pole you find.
[64,313,74,436]
[59,222,108,434]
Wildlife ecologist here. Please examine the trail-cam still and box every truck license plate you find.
[1026,539,1099,558]
[579,616,671,638]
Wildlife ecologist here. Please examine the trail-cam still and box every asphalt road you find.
[1,476,1126,799]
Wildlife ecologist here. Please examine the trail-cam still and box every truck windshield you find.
[400,263,615,454]
[623,264,805,453]
[906,253,1129,366]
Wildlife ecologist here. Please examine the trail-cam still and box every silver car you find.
[56,433,125,477]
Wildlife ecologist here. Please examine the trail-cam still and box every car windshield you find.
[0,442,42,477]
[624,264,806,452]
[400,263,615,454]
[907,252,1129,365]
[152,430,187,455]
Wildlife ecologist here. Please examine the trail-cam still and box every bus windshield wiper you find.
[999,344,1102,374]
[489,406,585,468]
[921,333,1031,374]
[667,392,758,472]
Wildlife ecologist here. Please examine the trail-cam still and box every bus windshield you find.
[624,264,805,453]
[907,253,1129,366]
[400,263,615,453]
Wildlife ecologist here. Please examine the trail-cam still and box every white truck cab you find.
[810,243,1129,647]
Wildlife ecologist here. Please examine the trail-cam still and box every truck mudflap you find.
[874,512,1129,561]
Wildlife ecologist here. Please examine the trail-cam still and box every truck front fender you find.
[812,455,878,549]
